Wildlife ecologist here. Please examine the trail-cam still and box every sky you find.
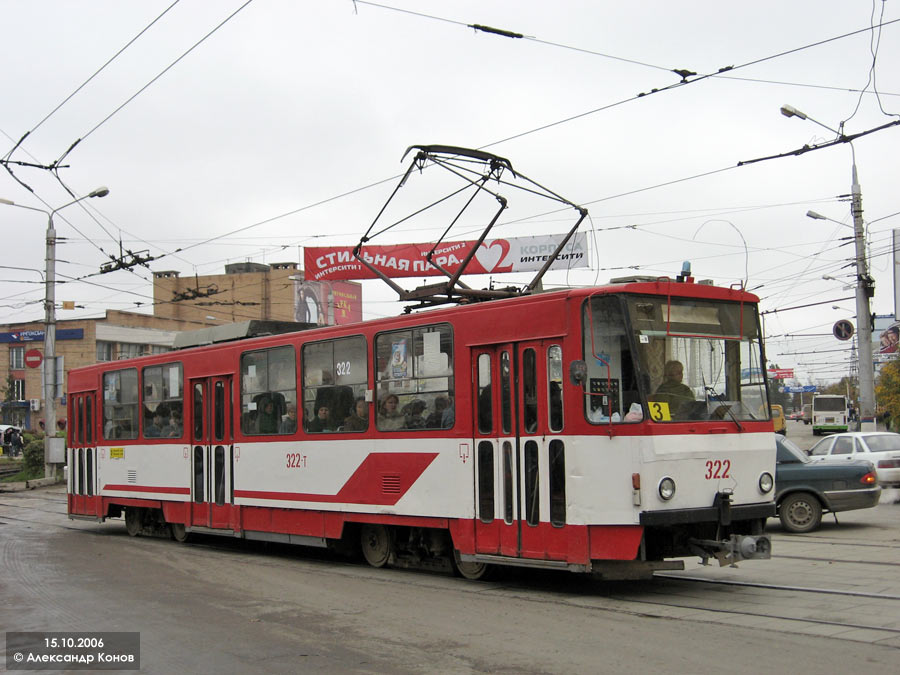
[1,0,899,387]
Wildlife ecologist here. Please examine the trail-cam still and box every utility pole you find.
[2,188,109,476]
[850,164,876,431]
[780,104,876,431]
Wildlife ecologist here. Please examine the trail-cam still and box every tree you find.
[1,373,15,425]
[875,360,900,431]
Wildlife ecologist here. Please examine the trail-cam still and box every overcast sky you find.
[1,0,898,385]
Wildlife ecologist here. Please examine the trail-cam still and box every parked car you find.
[774,435,880,533]
[807,432,900,488]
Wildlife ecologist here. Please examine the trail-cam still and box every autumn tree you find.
[875,360,900,431]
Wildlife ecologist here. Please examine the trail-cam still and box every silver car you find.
[808,432,900,488]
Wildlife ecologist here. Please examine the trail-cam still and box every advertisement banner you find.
[767,368,794,379]
[304,233,588,281]
[294,280,362,326]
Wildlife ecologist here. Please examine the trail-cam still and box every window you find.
[142,363,183,439]
[582,295,641,424]
[85,396,93,445]
[477,354,492,434]
[10,346,24,369]
[502,441,513,524]
[96,342,114,362]
[303,337,367,433]
[522,349,538,433]
[548,345,564,432]
[12,379,25,401]
[549,440,566,526]
[478,441,494,523]
[103,368,138,440]
[375,325,453,431]
[524,440,540,526]
[832,437,854,455]
[117,343,141,360]
[77,397,84,445]
[500,351,512,434]
[241,346,296,435]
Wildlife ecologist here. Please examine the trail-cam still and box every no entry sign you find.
[24,348,43,368]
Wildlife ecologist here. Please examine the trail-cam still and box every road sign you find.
[24,348,43,368]
[784,385,817,393]
[833,319,854,341]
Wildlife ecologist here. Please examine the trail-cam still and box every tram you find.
[66,276,775,579]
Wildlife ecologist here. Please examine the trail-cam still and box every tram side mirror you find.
[569,360,587,386]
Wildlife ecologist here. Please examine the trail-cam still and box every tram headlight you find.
[658,477,676,501]
[758,472,774,494]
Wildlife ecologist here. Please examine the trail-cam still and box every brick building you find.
[1,262,362,432]
[0,311,204,432]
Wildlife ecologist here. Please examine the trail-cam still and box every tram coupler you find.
[688,534,772,567]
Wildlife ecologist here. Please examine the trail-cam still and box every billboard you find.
[294,280,362,326]
[304,233,588,282]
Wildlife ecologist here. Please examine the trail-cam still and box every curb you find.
[0,477,61,492]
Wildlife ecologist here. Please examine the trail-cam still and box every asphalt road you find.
[1,422,898,673]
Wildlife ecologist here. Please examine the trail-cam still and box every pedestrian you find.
[10,428,23,458]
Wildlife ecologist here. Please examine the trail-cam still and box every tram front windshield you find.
[582,294,769,424]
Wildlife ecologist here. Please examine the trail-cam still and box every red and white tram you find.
[67,277,775,579]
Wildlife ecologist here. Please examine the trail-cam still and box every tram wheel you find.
[124,508,143,537]
[452,550,495,581]
[779,492,822,533]
[360,524,393,568]
[169,523,190,543]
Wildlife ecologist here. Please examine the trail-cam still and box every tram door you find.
[189,376,234,529]
[472,341,568,560]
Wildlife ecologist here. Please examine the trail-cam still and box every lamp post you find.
[781,103,875,430]
[1,187,109,473]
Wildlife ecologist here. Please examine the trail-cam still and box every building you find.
[152,262,362,327]
[0,311,203,431]
[1,262,363,432]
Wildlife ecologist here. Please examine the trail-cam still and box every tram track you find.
[4,490,900,646]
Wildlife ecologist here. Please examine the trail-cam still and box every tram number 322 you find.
[705,459,731,480]
[286,453,309,469]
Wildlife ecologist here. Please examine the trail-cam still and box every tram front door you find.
[471,341,569,561]
[189,376,234,530]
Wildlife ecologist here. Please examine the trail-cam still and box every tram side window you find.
[241,346,297,435]
[582,296,642,424]
[375,324,454,431]
[142,362,184,439]
[103,368,139,440]
[302,336,367,433]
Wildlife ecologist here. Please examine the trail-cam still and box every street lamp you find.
[1,187,109,474]
[783,103,875,430]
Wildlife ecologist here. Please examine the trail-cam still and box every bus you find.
[65,277,776,580]
[812,395,849,435]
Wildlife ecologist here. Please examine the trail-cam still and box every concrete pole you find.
[851,163,876,431]
[43,215,57,477]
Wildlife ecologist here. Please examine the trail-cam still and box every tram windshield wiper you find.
[704,386,743,432]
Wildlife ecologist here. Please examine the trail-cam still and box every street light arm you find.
[0,199,50,218]
[49,186,109,220]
